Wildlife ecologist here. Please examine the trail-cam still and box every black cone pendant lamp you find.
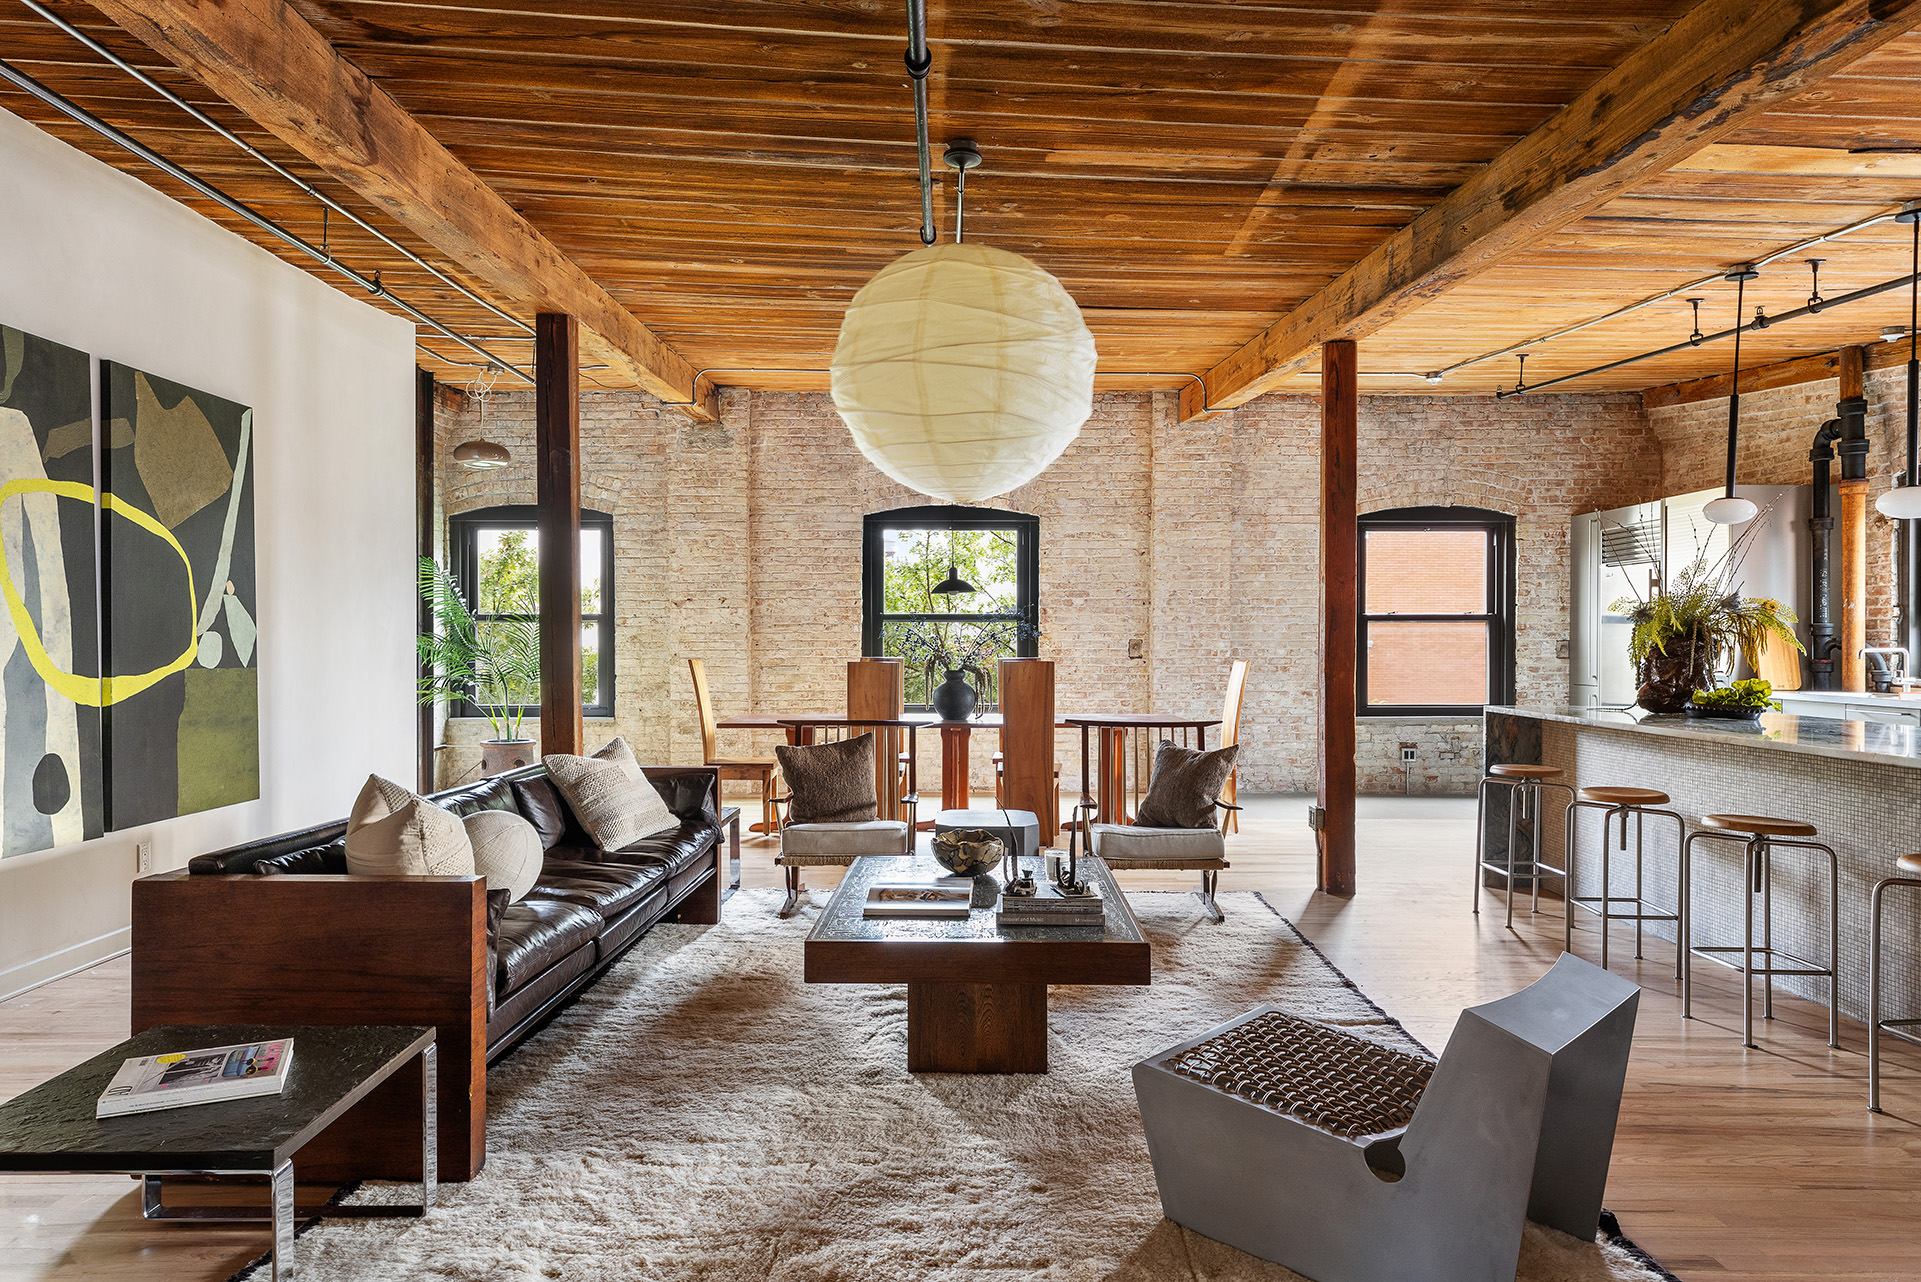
[1876,204,1921,521]
[932,564,976,595]
[1705,264,1761,525]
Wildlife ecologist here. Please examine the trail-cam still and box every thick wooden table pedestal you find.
[906,981,1047,1073]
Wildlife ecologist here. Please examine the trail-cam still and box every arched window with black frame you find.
[448,504,615,719]
[861,505,1039,711]
[1357,506,1516,715]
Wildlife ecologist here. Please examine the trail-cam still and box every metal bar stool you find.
[1473,763,1573,928]
[1870,853,1921,1112]
[1682,813,1840,1049]
[1563,786,1685,976]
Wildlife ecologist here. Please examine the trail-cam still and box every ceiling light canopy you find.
[831,241,1097,503]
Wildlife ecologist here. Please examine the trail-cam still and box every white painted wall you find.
[0,108,418,996]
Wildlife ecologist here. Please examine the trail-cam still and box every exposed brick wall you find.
[432,384,1661,796]
[1648,364,1909,646]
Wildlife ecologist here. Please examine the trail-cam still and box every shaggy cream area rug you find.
[245,890,1675,1282]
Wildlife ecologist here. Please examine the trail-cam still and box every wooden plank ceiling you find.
[2,0,1917,399]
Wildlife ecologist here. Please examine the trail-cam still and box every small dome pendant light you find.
[931,564,977,595]
[1876,205,1921,521]
[1705,265,1761,526]
[452,362,511,470]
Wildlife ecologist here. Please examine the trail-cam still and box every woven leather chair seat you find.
[1167,1010,1434,1140]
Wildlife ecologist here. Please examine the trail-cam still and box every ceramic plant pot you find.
[1636,637,1714,714]
[931,669,978,722]
[480,739,536,776]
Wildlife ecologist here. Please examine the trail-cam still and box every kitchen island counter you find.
[1485,705,1920,1032]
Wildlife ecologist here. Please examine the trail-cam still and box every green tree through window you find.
[862,507,1039,710]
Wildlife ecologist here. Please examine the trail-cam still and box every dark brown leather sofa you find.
[129,762,723,1182]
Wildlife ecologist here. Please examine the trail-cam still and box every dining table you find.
[716,708,1222,828]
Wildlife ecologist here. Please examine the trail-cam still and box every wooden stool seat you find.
[1896,853,1921,876]
[1578,785,1669,807]
[1488,763,1562,781]
[1700,813,1817,839]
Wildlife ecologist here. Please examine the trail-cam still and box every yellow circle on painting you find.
[155,1054,184,1065]
[0,478,198,707]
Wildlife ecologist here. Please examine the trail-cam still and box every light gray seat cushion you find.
[1090,823,1225,862]
[779,820,910,860]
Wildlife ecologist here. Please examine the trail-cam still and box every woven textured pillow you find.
[1133,740,1240,830]
[775,733,879,825]
[463,808,543,902]
[542,736,679,851]
[343,775,476,877]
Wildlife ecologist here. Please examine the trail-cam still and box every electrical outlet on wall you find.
[1127,637,1144,660]
[136,840,153,875]
[1556,638,1571,659]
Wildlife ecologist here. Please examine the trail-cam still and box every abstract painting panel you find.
[0,324,103,857]
[101,362,258,828]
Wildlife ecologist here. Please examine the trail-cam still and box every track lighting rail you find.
[1497,268,1921,398]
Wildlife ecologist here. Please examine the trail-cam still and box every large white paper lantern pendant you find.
[831,241,1097,503]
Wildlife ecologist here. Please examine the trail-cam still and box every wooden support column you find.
[1839,345,1870,692]
[848,659,905,820]
[416,367,437,793]
[1318,340,1358,896]
[536,313,584,757]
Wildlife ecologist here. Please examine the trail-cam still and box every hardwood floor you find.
[3,793,1917,1281]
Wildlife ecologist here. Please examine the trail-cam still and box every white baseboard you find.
[0,928,131,1003]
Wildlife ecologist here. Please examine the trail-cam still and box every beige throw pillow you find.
[343,775,476,877]
[464,809,542,903]
[542,737,679,851]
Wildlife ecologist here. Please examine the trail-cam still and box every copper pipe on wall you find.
[1839,347,1871,691]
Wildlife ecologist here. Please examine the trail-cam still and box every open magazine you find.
[96,1039,294,1118]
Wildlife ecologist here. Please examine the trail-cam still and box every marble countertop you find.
[1486,704,1921,770]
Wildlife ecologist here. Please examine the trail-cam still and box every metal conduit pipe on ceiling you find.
[14,0,534,341]
[0,58,532,382]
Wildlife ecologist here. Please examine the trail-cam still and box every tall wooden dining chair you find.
[1220,659,1249,833]
[688,658,779,834]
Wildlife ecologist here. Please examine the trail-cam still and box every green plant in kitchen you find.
[1691,678,1784,713]
[416,557,541,746]
[1612,502,1802,713]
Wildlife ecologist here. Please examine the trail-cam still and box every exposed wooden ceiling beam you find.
[1181,0,1921,422]
[1641,333,1910,408]
[86,0,718,422]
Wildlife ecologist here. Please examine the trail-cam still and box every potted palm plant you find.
[417,557,542,775]
[1613,509,1802,714]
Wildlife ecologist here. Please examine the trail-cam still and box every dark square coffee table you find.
[804,853,1150,1073]
[0,1024,436,1281]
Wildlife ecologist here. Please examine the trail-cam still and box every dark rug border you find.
[226,890,1683,1282]
[1251,892,1683,1282]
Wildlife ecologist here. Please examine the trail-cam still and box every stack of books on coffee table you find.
[997,881,1105,929]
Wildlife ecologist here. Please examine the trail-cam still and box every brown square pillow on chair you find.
[1134,740,1240,830]
[776,733,880,824]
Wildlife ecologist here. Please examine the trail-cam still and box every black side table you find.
[0,1024,436,1281]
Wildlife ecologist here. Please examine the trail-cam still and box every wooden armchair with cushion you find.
[689,657,780,834]
[1080,740,1239,923]
[773,723,919,916]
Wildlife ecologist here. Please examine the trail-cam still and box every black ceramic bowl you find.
[1683,704,1765,721]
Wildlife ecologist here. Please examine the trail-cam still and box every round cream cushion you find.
[463,809,543,903]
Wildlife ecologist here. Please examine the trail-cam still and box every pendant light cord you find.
[1908,215,1919,488]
